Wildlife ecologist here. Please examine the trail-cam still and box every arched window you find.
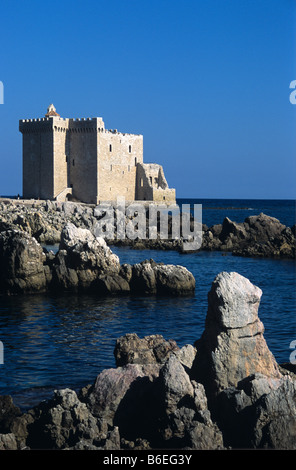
[129,145,132,153]
[109,144,112,152]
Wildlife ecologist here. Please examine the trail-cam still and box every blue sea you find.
[0,198,295,410]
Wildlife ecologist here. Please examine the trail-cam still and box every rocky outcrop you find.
[0,230,48,294]
[114,333,179,366]
[129,259,196,295]
[192,272,282,402]
[0,271,295,450]
[49,223,121,292]
[0,224,195,296]
[0,200,294,258]
[203,213,295,258]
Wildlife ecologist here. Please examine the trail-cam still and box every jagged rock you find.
[85,363,161,443]
[244,213,287,242]
[0,230,47,294]
[114,333,179,367]
[25,388,118,450]
[86,363,160,426]
[60,222,96,250]
[216,373,296,449]
[153,263,196,295]
[159,354,195,414]
[0,433,18,450]
[157,354,224,449]
[129,259,195,295]
[130,260,157,294]
[50,223,121,292]
[0,270,295,450]
[192,272,282,402]
[251,376,296,449]
[219,217,248,243]
[0,395,22,434]
[96,273,130,294]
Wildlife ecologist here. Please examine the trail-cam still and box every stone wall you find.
[20,110,175,205]
[135,163,176,203]
[97,131,143,203]
[53,119,68,199]
[68,118,100,204]
[20,119,54,200]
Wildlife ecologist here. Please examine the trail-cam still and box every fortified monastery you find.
[19,105,176,205]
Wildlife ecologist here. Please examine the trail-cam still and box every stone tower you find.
[19,105,176,205]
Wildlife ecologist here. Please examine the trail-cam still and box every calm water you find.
[0,199,295,410]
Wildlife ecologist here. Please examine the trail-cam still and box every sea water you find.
[0,199,295,410]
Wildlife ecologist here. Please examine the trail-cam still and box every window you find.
[140,178,143,187]
[128,165,130,172]
[72,159,75,166]
[109,144,112,152]
[110,164,112,171]
[149,176,152,184]
[129,145,132,153]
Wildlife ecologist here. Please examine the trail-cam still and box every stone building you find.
[19,105,176,205]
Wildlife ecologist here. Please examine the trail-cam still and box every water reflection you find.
[0,247,295,410]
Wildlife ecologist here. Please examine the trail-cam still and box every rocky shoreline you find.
[0,199,295,259]
[0,222,195,296]
[0,199,295,450]
[0,271,295,450]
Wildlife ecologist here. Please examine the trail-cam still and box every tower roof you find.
[45,104,60,117]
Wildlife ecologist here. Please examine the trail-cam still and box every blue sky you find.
[0,0,295,199]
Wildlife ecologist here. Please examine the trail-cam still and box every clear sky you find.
[0,0,295,199]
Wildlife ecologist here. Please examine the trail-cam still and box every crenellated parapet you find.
[20,104,175,205]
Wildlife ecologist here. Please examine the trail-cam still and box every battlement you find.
[20,104,175,205]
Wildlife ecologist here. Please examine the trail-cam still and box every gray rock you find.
[114,333,179,367]
[193,272,282,401]
[26,388,103,449]
[86,363,160,426]
[96,273,130,294]
[130,260,157,294]
[0,433,18,450]
[50,224,121,292]
[129,259,195,295]
[157,355,224,449]
[153,263,196,295]
[0,230,47,294]
[217,373,296,449]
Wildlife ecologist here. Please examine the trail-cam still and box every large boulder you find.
[202,213,295,258]
[157,354,224,449]
[129,259,195,295]
[0,230,47,294]
[114,333,179,367]
[192,272,282,402]
[244,213,287,242]
[217,372,296,449]
[50,223,121,292]
[25,388,120,450]
[85,363,160,444]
